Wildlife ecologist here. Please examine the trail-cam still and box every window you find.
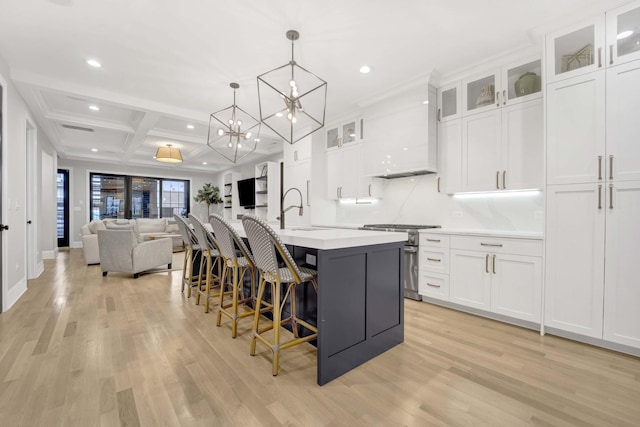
[90,173,189,220]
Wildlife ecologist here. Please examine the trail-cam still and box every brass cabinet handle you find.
[368,184,372,197]
[610,45,614,65]
[426,282,441,288]
[598,184,602,209]
[496,171,500,189]
[502,90,506,105]
[485,254,489,273]
[502,171,506,189]
[437,176,441,193]
[492,255,497,274]
[598,47,602,67]
[426,238,441,243]
[481,242,503,247]
[426,257,441,262]
[609,184,614,209]
[437,108,441,122]
[496,92,500,107]
[609,155,614,180]
[306,180,310,206]
[598,155,603,180]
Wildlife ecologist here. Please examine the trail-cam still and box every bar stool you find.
[174,215,201,297]
[241,214,318,376]
[209,214,266,338]
[188,214,223,313]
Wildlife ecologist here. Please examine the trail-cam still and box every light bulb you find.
[236,120,242,126]
[245,132,252,139]
[291,116,297,124]
[289,80,296,87]
[292,89,298,97]
[237,143,242,148]
[217,128,224,136]
[227,142,233,148]
[287,112,293,120]
[228,119,234,125]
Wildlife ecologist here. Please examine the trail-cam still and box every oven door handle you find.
[404,246,419,253]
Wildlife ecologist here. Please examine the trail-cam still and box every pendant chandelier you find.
[257,30,327,145]
[207,82,260,163]
[155,143,183,163]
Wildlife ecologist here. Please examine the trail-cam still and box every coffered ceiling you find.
[0,0,626,173]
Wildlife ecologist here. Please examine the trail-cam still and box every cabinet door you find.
[546,72,606,185]
[437,120,462,194]
[326,150,341,199]
[284,135,312,163]
[606,2,640,67]
[491,253,542,323]
[437,81,461,122]
[340,145,360,199]
[503,58,543,106]
[501,99,543,190]
[545,17,606,83]
[462,69,500,116]
[603,181,640,348]
[462,110,501,192]
[545,184,605,338]
[450,249,491,310]
[606,61,640,182]
[419,271,449,301]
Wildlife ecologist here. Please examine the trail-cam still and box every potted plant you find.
[193,183,223,218]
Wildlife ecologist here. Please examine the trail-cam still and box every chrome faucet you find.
[280,187,304,229]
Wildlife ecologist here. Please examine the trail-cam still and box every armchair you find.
[98,229,173,278]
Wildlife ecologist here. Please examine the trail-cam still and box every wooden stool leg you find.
[251,275,266,356]
[216,262,229,326]
[181,248,189,292]
[272,279,281,376]
[231,264,239,338]
[203,254,213,312]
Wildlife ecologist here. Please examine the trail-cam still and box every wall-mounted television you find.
[237,178,255,208]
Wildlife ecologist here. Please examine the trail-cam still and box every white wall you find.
[57,158,222,247]
[1,53,58,311]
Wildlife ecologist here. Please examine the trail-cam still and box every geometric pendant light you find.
[257,30,327,145]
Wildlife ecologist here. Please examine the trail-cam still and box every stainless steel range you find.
[360,224,441,301]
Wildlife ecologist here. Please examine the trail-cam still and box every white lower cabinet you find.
[418,232,450,301]
[419,271,449,301]
[449,236,543,323]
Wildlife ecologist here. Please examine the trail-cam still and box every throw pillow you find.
[165,224,179,234]
[88,219,107,234]
[105,222,133,231]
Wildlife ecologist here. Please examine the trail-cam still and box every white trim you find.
[70,240,83,249]
[25,112,39,280]
[4,276,27,312]
[0,72,7,313]
[42,250,56,259]
[33,261,44,278]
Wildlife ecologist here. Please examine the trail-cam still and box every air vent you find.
[61,124,94,132]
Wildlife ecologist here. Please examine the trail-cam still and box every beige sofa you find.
[81,218,178,264]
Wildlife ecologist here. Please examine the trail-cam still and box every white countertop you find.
[420,228,543,240]
[226,223,408,250]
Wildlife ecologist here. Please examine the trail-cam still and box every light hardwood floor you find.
[1,249,639,426]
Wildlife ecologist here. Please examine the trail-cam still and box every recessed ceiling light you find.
[153,156,157,159]
[187,124,195,129]
[422,100,429,105]
[91,148,98,152]
[86,58,101,68]
[359,65,372,74]
[617,30,633,40]
[202,162,207,165]
[89,105,100,111]
[254,138,260,142]
[275,112,283,117]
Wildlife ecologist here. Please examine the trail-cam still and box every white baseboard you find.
[4,277,27,312]
[43,250,56,259]
[70,241,83,249]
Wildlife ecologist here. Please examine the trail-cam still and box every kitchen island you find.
[231,224,407,385]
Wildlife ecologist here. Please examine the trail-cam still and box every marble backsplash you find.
[334,174,544,231]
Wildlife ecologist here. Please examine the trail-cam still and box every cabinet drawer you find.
[420,233,450,248]
[419,271,449,301]
[450,235,542,257]
[420,248,449,274]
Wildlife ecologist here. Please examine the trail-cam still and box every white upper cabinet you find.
[546,71,606,185]
[437,119,462,194]
[462,68,500,116]
[283,134,311,164]
[606,2,640,67]
[606,61,640,182]
[436,81,461,122]
[546,17,606,83]
[325,144,361,200]
[461,109,502,192]
[325,119,362,151]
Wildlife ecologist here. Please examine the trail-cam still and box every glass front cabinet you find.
[546,1,640,83]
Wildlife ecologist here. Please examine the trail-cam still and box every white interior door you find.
[25,117,38,279]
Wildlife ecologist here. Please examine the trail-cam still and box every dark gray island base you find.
[293,241,404,385]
